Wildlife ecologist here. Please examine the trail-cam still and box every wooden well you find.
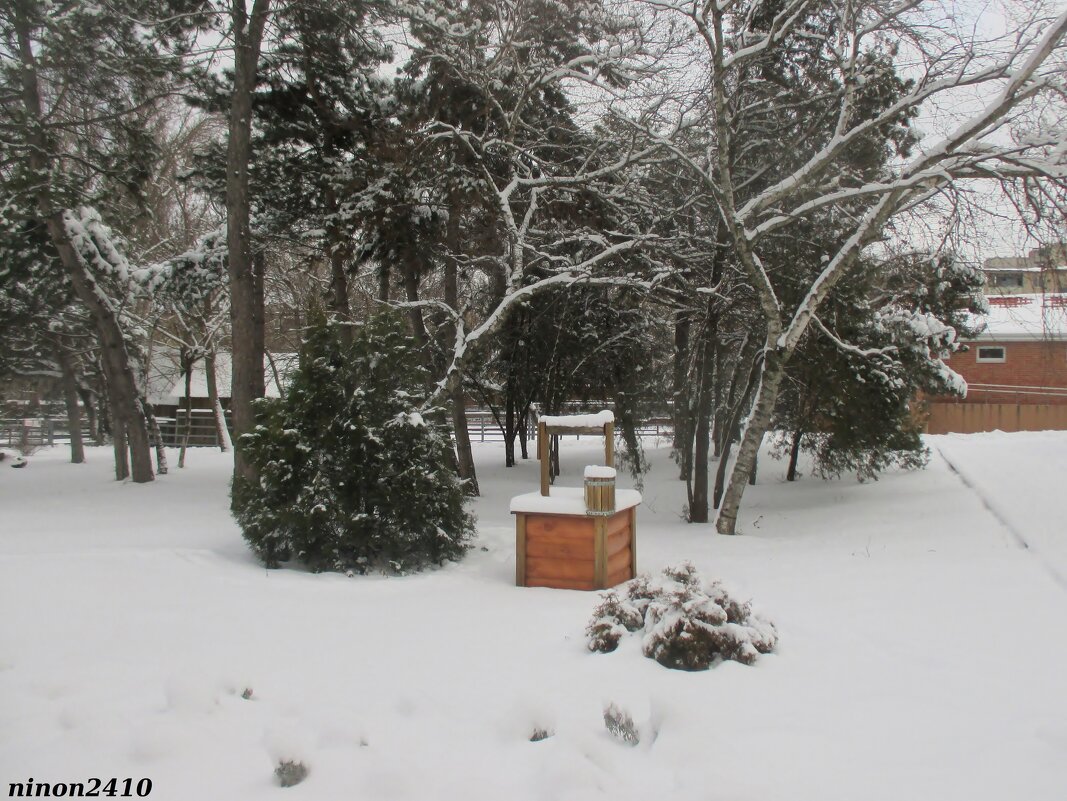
[513,496,637,591]
[511,410,640,591]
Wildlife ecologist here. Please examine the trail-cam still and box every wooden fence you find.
[0,418,90,450]
[925,403,1067,434]
[4,410,676,450]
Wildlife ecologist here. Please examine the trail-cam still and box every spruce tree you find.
[233,312,474,573]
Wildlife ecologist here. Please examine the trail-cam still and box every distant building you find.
[925,293,1067,434]
[982,244,1067,294]
[146,350,296,447]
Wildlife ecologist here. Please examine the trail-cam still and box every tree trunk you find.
[378,265,390,302]
[78,387,99,444]
[518,407,530,460]
[179,354,194,469]
[13,5,152,482]
[54,339,85,464]
[690,387,713,521]
[112,417,129,480]
[205,350,232,452]
[227,0,271,485]
[786,429,803,482]
[442,220,478,494]
[716,350,787,535]
[504,386,516,468]
[143,399,169,475]
[324,187,353,343]
[402,259,429,350]
[672,309,692,470]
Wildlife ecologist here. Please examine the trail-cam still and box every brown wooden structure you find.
[512,411,640,590]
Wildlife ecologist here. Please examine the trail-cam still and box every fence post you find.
[47,418,54,446]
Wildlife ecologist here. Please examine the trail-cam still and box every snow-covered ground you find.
[2,433,1066,800]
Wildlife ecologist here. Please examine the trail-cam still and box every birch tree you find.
[640,0,1067,534]
[396,0,670,406]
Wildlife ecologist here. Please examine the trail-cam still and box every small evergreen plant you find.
[233,312,473,573]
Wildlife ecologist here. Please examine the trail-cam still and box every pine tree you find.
[233,312,474,573]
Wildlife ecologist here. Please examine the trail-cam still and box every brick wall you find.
[946,339,1067,404]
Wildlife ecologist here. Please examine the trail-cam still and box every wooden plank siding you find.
[514,508,635,590]
[926,402,1067,434]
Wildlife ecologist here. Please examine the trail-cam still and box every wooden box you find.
[511,487,639,590]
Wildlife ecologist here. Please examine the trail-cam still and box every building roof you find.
[146,349,297,404]
[966,295,1067,341]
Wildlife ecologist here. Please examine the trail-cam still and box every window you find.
[991,272,1024,288]
[976,346,1006,363]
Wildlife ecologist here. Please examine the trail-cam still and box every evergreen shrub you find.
[587,563,777,670]
[232,313,474,573]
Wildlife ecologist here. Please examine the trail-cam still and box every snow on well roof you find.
[539,410,614,428]
[966,295,1067,341]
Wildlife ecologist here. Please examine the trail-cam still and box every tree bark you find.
[227,0,271,484]
[143,399,169,475]
[713,344,760,509]
[401,259,429,350]
[78,387,99,444]
[54,339,85,464]
[205,350,232,452]
[443,236,479,494]
[786,429,803,482]
[504,384,516,468]
[518,406,530,460]
[716,349,787,534]
[672,309,692,470]
[178,350,194,469]
[112,416,129,480]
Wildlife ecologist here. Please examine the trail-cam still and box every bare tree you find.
[635,0,1067,533]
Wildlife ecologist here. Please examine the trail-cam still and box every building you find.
[146,350,296,446]
[983,244,1067,294]
[925,294,1067,433]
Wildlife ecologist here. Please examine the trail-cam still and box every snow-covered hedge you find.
[232,313,474,574]
[587,563,777,670]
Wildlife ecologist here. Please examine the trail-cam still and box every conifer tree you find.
[233,312,474,573]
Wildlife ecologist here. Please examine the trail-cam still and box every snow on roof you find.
[539,410,614,428]
[146,349,297,404]
[510,486,642,515]
[984,265,1067,273]
[966,295,1067,341]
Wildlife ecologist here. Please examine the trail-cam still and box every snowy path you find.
[2,435,1066,801]
[932,432,1067,591]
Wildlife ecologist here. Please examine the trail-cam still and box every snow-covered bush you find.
[603,703,640,746]
[274,760,308,787]
[233,313,474,574]
[587,563,777,670]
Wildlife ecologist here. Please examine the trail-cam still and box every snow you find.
[3,433,1067,800]
[966,294,1067,340]
[510,486,641,514]
[583,465,617,479]
[539,409,614,428]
